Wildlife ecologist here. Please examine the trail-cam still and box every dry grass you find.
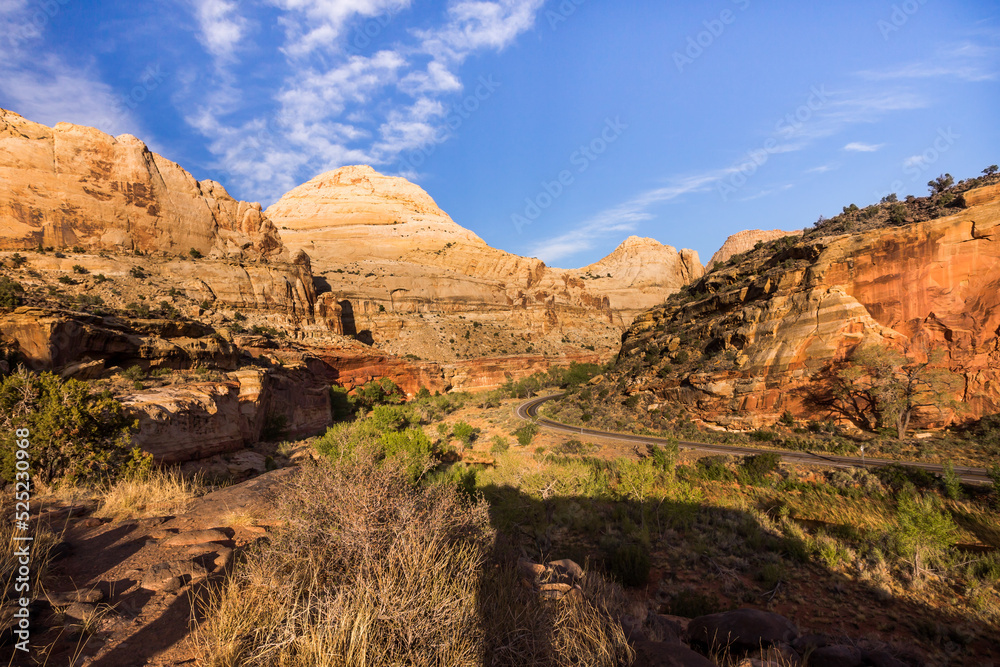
[0,497,62,608]
[93,468,203,520]
[195,450,632,666]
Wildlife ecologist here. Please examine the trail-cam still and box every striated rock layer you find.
[267,166,703,358]
[0,109,283,259]
[619,182,1000,429]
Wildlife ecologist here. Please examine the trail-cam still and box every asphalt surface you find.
[516,394,993,485]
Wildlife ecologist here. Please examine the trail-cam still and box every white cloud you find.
[190,0,248,62]
[184,0,547,202]
[527,170,729,264]
[857,41,999,83]
[0,5,141,137]
[844,142,884,152]
[269,0,411,57]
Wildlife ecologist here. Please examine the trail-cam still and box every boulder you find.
[632,640,717,667]
[688,608,797,651]
[808,645,862,667]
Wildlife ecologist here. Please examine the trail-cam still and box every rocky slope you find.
[706,228,803,270]
[268,166,703,359]
[615,179,1000,429]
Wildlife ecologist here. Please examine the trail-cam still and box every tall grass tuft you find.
[195,450,632,666]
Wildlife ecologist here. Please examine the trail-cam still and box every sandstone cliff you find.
[268,166,703,359]
[616,180,1000,429]
[0,109,316,319]
[707,229,803,270]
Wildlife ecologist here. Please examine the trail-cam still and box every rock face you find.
[0,109,281,260]
[268,166,703,359]
[707,229,803,270]
[619,182,1000,428]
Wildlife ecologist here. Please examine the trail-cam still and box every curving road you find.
[516,394,993,485]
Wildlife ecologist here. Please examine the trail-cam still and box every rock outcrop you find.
[618,182,1000,428]
[268,166,703,359]
[0,109,281,260]
[706,228,802,270]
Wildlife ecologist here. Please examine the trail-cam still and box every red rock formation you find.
[619,182,1000,428]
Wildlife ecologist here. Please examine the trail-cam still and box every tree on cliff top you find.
[833,345,962,439]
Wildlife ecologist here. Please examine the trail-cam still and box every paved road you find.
[516,394,993,485]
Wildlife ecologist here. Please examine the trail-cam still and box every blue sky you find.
[1,0,997,267]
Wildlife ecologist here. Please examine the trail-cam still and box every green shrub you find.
[72,264,88,274]
[750,429,777,442]
[874,463,936,491]
[9,253,26,268]
[121,365,145,382]
[696,456,733,482]
[739,452,782,485]
[379,427,435,480]
[353,378,405,410]
[371,404,418,433]
[989,465,1000,505]
[554,438,596,456]
[648,442,678,472]
[57,275,75,285]
[489,435,510,455]
[941,460,962,500]
[0,277,24,308]
[606,543,650,588]
[452,421,479,445]
[129,266,146,279]
[0,370,140,483]
[889,493,957,565]
[514,422,539,447]
[189,248,203,259]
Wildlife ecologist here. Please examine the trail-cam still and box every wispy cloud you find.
[844,142,884,152]
[190,0,249,62]
[856,41,999,83]
[182,0,546,203]
[527,169,729,264]
[806,164,837,174]
[0,5,141,136]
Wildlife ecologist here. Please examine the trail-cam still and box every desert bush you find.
[121,365,145,382]
[0,277,24,308]
[888,493,958,574]
[0,369,141,484]
[553,439,596,456]
[452,421,479,446]
[648,442,678,472]
[738,452,782,485]
[695,456,734,482]
[514,422,539,447]
[371,404,418,432]
[196,453,632,666]
[489,435,510,455]
[874,463,936,492]
[379,428,435,482]
[353,377,406,410]
[941,460,962,500]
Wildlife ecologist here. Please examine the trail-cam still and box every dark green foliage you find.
[0,277,24,308]
[873,463,936,492]
[984,165,998,176]
[452,421,479,445]
[189,248,203,259]
[928,173,954,194]
[553,438,596,456]
[57,275,75,285]
[780,411,795,426]
[514,422,539,447]
[696,456,733,482]
[941,460,962,500]
[371,405,418,432]
[0,370,140,483]
[415,386,432,400]
[648,442,678,472]
[606,543,650,588]
[352,378,405,410]
[9,253,26,268]
[738,452,782,485]
[72,264,88,274]
[121,365,145,382]
[129,266,146,279]
[750,429,777,442]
